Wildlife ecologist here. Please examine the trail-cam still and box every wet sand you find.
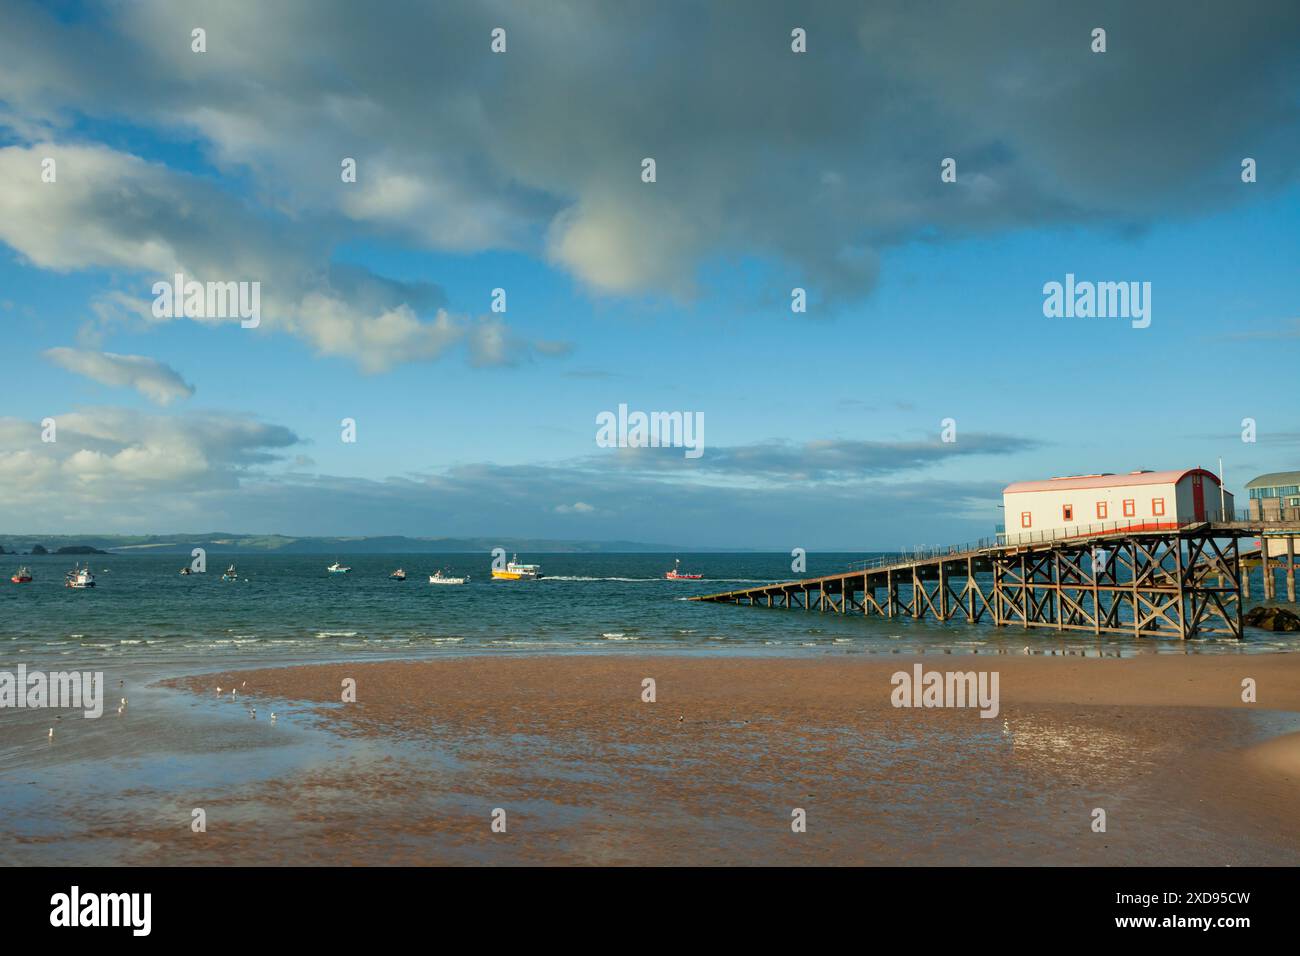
[117,652,1300,866]
[6,652,1299,866]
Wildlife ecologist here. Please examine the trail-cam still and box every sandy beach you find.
[68,652,1288,866]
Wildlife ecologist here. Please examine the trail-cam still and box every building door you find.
[1192,474,1205,521]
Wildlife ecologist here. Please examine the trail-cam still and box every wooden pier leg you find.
[992,557,1003,627]
[1091,546,1101,636]
[937,561,947,621]
[1288,537,1296,603]
[1261,541,1272,599]
[1053,551,1063,631]
[1131,541,1141,638]
[966,557,976,623]
[1175,536,1187,639]
[886,569,894,618]
[1232,537,1245,638]
[1242,556,1250,599]
[912,566,921,619]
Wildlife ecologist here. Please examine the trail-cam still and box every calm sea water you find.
[0,552,1294,678]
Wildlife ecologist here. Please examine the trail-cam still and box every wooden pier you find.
[692,524,1298,640]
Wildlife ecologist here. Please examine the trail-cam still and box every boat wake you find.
[544,575,771,583]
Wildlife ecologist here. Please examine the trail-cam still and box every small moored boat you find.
[64,564,95,589]
[327,561,352,574]
[11,566,33,584]
[428,570,468,585]
[179,565,193,576]
[389,569,407,581]
[221,564,239,582]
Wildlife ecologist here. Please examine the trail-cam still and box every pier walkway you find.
[691,520,1300,640]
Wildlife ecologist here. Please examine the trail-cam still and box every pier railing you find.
[843,513,1300,577]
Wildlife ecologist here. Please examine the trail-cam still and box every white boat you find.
[221,565,238,581]
[428,570,468,585]
[491,555,541,581]
[64,564,95,589]
[327,561,352,574]
[389,568,407,581]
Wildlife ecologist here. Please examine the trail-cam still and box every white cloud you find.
[3,1,1292,306]
[43,347,195,405]
[0,142,567,373]
[0,408,300,524]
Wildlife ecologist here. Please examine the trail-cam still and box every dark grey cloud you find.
[178,465,1010,550]
[1,0,1294,307]
[597,432,1041,480]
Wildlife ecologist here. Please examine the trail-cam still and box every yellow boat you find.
[492,555,541,580]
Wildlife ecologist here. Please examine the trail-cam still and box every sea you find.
[1,551,1295,680]
[2,551,1297,866]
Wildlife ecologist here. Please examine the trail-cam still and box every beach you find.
[9,651,1297,866]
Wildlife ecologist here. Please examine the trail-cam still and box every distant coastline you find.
[0,532,754,555]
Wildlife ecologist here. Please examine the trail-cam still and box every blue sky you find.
[0,0,1297,548]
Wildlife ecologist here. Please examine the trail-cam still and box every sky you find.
[0,0,1297,549]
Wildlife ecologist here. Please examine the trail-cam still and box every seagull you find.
[120,697,127,706]
[678,715,684,723]
[1022,646,1030,655]
[217,686,222,694]
[270,712,277,722]
[48,727,53,739]
[231,689,237,698]
[241,681,247,688]
[249,708,256,719]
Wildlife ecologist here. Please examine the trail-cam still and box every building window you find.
[1096,501,1108,519]
[1020,512,1032,529]
[1062,504,1074,522]
[1152,497,1165,517]
[1123,499,1135,517]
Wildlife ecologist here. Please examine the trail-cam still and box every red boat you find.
[11,566,33,584]
[665,559,702,580]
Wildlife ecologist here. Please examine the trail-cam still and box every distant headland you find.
[0,534,739,555]
[0,542,110,555]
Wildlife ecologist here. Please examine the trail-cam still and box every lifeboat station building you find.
[1001,469,1233,546]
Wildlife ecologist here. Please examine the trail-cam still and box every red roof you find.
[1004,468,1220,494]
